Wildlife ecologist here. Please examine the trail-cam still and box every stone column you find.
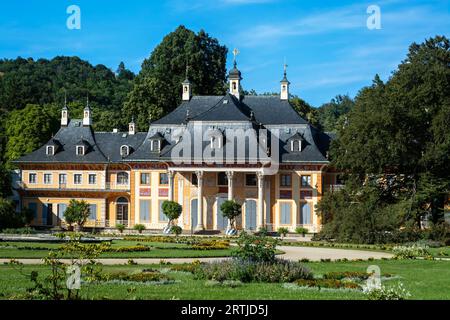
[168,171,174,201]
[195,171,204,230]
[226,171,234,230]
[257,172,265,229]
[226,171,234,200]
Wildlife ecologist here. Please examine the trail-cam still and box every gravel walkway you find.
[0,245,393,265]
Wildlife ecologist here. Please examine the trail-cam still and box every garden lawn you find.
[0,259,448,300]
[0,240,234,258]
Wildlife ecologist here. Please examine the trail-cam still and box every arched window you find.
[117,172,129,185]
[120,145,129,157]
[291,140,301,152]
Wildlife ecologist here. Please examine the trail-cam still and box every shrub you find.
[191,240,230,250]
[323,271,372,280]
[162,201,182,229]
[64,199,91,231]
[170,225,182,236]
[195,259,312,283]
[104,270,172,282]
[363,283,411,300]
[170,260,203,273]
[294,278,360,290]
[232,231,278,263]
[295,227,309,236]
[0,199,33,230]
[277,227,289,238]
[116,223,125,233]
[110,245,151,252]
[1,227,36,234]
[392,244,431,259]
[133,224,146,234]
[256,227,268,237]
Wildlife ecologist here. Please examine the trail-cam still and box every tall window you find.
[301,175,311,187]
[280,174,291,187]
[46,146,54,155]
[120,145,129,157]
[217,172,228,186]
[245,174,257,186]
[280,202,292,225]
[29,173,37,184]
[74,174,82,185]
[291,140,301,152]
[88,174,97,185]
[159,173,168,185]
[140,173,151,185]
[140,200,151,222]
[300,203,311,225]
[44,173,52,184]
[117,172,129,185]
[151,140,160,152]
[191,173,198,186]
[59,174,67,185]
[89,204,97,220]
[28,202,37,219]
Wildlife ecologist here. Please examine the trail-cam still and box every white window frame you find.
[74,173,83,185]
[28,172,37,184]
[59,173,67,184]
[150,140,161,152]
[43,173,52,185]
[301,175,312,187]
[116,172,129,185]
[88,173,97,185]
[291,140,302,152]
[120,145,129,157]
[76,145,85,156]
[46,145,55,155]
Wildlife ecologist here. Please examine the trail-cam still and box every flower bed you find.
[294,278,360,290]
[102,270,172,282]
[170,260,203,273]
[195,259,312,283]
[190,240,230,250]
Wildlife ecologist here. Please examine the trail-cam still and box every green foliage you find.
[325,36,450,238]
[4,104,59,166]
[9,234,106,300]
[294,278,360,290]
[170,225,182,236]
[195,259,312,283]
[295,227,309,236]
[162,200,182,222]
[115,223,125,233]
[63,199,91,230]
[133,224,146,234]
[232,231,278,263]
[316,94,354,133]
[0,198,33,230]
[277,227,289,238]
[364,283,411,300]
[392,244,431,259]
[220,200,242,230]
[124,25,227,130]
[290,96,320,128]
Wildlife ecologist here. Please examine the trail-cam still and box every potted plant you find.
[134,224,146,234]
[116,223,125,234]
[295,227,309,237]
[220,200,242,236]
[162,200,182,234]
[277,227,289,239]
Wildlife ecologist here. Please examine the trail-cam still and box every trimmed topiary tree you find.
[220,200,242,236]
[63,199,90,231]
[162,200,182,234]
[171,225,183,237]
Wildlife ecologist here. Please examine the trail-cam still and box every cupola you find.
[182,65,192,101]
[83,97,92,126]
[280,62,290,101]
[229,48,242,100]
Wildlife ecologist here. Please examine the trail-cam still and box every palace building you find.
[13,58,341,233]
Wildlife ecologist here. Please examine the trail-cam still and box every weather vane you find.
[232,48,240,66]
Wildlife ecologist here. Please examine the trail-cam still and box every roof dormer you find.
[46,139,61,156]
[208,128,223,149]
[149,132,165,153]
[75,139,90,156]
[288,132,304,152]
[120,145,130,157]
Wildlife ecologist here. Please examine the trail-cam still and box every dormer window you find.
[46,146,55,156]
[291,139,302,152]
[120,145,130,157]
[76,146,85,156]
[150,140,161,152]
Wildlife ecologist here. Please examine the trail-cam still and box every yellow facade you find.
[20,164,337,232]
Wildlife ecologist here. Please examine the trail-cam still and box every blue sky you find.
[0,0,448,106]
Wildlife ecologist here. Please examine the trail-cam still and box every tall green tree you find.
[124,25,228,130]
[4,104,59,167]
[323,36,450,233]
[317,94,354,132]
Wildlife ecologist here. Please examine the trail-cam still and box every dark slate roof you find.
[14,119,146,164]
[192,94,252,122]
[94,132,146,162]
